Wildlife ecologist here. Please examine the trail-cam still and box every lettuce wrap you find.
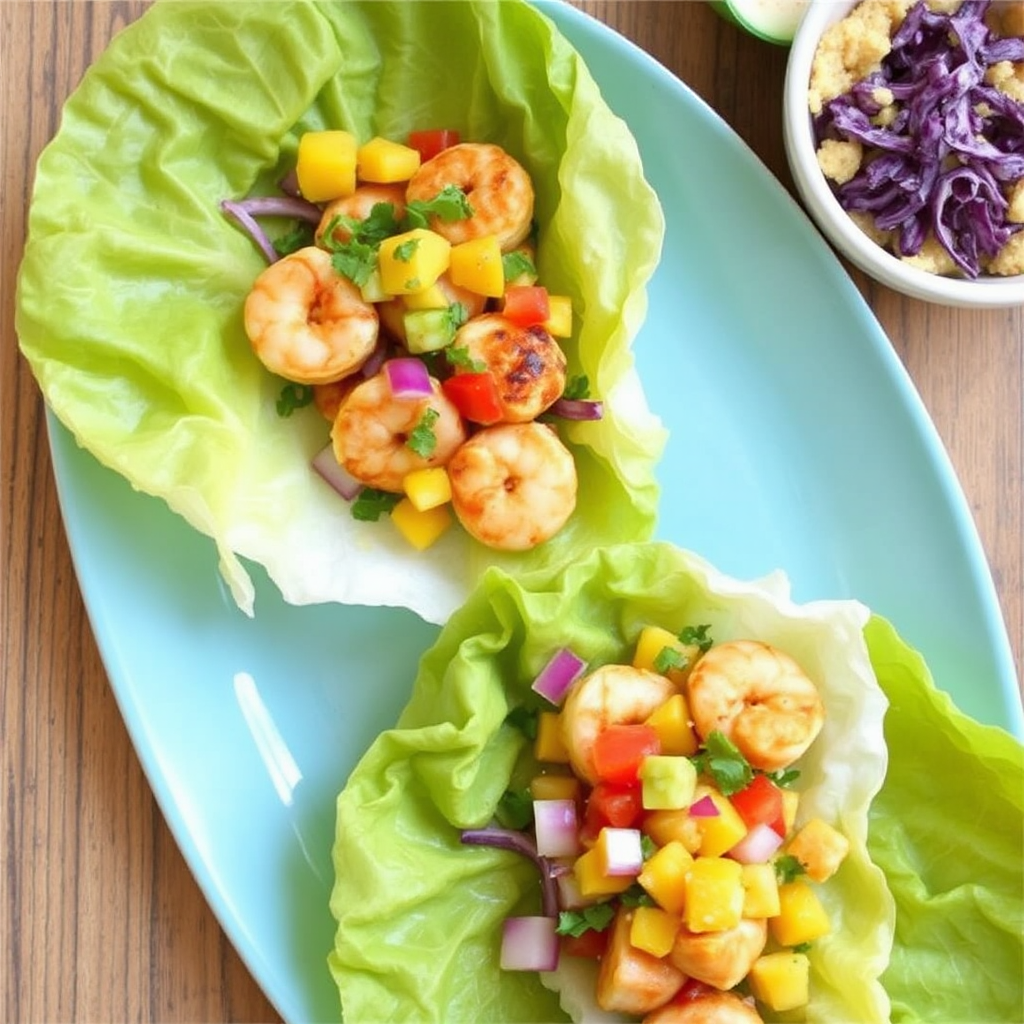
[329,541,898,1023]
[16,0,666,624]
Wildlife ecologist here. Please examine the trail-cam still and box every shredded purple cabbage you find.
[815,0,1024,278]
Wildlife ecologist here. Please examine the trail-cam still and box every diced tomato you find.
[502,285,550,327]
[729,773,784,831]
[407,128,460,163]
[441,372,503,425]
[591,724,661,786]
[560,928,608,959]
[587,782,644,829]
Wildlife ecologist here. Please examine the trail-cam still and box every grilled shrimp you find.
[560,665,676,785]
[243,246,378,385]
[643,990,765,1024]
[597,908,686,1016]
[405,142,534,251]
[446,422,576,551]
[330,369,467,492]
[315,183,406,249]
[452,313,567,422]
[686,640,825,772]
[668,918,768,991]
[312,376,359,422]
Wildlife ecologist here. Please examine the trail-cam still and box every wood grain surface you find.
[2,2,1021,1022]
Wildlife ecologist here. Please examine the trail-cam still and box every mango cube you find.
[535,711,571,764]
[357,135,421,183]
[785,818,850,882]
[639,755,697,811]
[390,497,452,550]
[695,789,748,858]
[402,467,451,511]
[770,881,831,947]
[402,282,450,310]
[378,229,451,295]
[629,905,681,958]
[645,694,700,756]
[643,809,703,854]
[637,840,693,915]
[781,788,800,834]
[632,625,699,685]
[741,862,781,919]
[748,952,810,1012]
[683,856,744,933]
[543,294,573,338]
[573,847,635,899]
[449,235,504,297]
[530,774,581,802]
[296,130,357,202]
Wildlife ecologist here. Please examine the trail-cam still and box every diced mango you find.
[402,467,451,512]
[402,282,450,310]
[449,235,504,297]
[637,840,693,915]
[785,818,850,882]
[357,136,421,183]
[296,130,357,202]
[629,905,681,959]
[573,847,636,899]
[639,755,697,811]
[632,625,700,685]
[390,497,452,550]
[741,862,781,919]
[770,881,831,947]
[748,951,810,1012]
[683,856,744,933]
[543,294,573,338]
[535,711,571,764]
[695,788,748,858]
[781,788,800,834]
[644,694,700,756]
[378,228,451,296]
[530,774,581,802]
[643,809,702,854]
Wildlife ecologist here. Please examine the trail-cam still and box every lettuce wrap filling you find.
[16,0,666,625]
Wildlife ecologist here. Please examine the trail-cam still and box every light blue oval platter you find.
[45,3,1022,1022]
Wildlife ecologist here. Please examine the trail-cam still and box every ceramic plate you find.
[45,3,1021,1022]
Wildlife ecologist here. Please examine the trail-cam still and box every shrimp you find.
[643,990,765,1024]
[668,918,768,991]
[405,142,534,251]
[452,313,567,422]
[686,640,825,772]
[243,246,379,385]
[446,421,576,552]
[597,908,686,1016]
[312,376,359,423]
[315,183,406,249]
[559,664,677,784]
[330,369,467,492]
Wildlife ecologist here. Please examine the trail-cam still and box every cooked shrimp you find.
[405,142,534,250]
[377,274,488,346]
[315,183,406,249]
[312,376,359,422]
[243,246,379,385]
[452,313,567,422]
[559,664,676,784]
[597,908,686,1016]
[686,640,825,772]
[446,422,576,552]
[668,918,768,991]
[330,369,467,492]
[643,990,765,1024]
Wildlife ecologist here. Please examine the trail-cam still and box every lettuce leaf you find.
[16,0,666,625]
[329,542,895,1023]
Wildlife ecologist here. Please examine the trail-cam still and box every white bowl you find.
[783,0,1024,308]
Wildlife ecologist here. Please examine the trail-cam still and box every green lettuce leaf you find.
[329,541,895,1023]
[16,0,666,624]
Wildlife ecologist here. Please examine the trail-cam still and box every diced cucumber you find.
[403,307,459,354]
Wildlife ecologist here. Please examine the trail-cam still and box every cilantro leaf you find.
[501,248,536,282]
[275,382,314,417]
[505,706,539,740]
[691,730,753,796]
[330,240,378,287]
[394,238,419,262]
[792,941,813,953]
[766,766,802,789]
[445,344,486,373]
[619,884,656,908]
[495,788,534,830]
[562,374,590,400]
[556,902,616,938]
[407,407,439,457]
[679,624,714,653]
[404,184,474,229]
[350,488,401,522]
[640,834,658,860]
[273,222,314,257]
[774,854,807,885]
[654,646,689,675]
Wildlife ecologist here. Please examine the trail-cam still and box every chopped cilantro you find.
[562,374,590,400]
[501,248,536,282]
[445,344,487,373]
[654,646,689,675]
[774,854,807,885]
[330,240,378,287]
[394,238,419,262]
[505,706,539,740]
[640,834,658,860]
[766,766,801,789]
[690,730,753,796]
[350,488,401,522]
[272,221,314,257]
[445,301,469,332]
[495,788,534,830]
[321,202,400,286]
[404,277,421,291]
[275,382,314,417]
[407,407,439,457]
[679,624,714,653]
[404,184,474,229]
[792,942,813,953]
[556,902,616,937]
[619,884,656,908]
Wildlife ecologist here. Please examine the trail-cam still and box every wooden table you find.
[3,2,1021,1021]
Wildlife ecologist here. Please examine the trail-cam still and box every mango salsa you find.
[449,235,504,297]
[770,880,831,947]
[296,130,357,202]
[390,497,452,550]
[357,136,421,183]
[748,951,811,1011]
[378,229,451,296]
